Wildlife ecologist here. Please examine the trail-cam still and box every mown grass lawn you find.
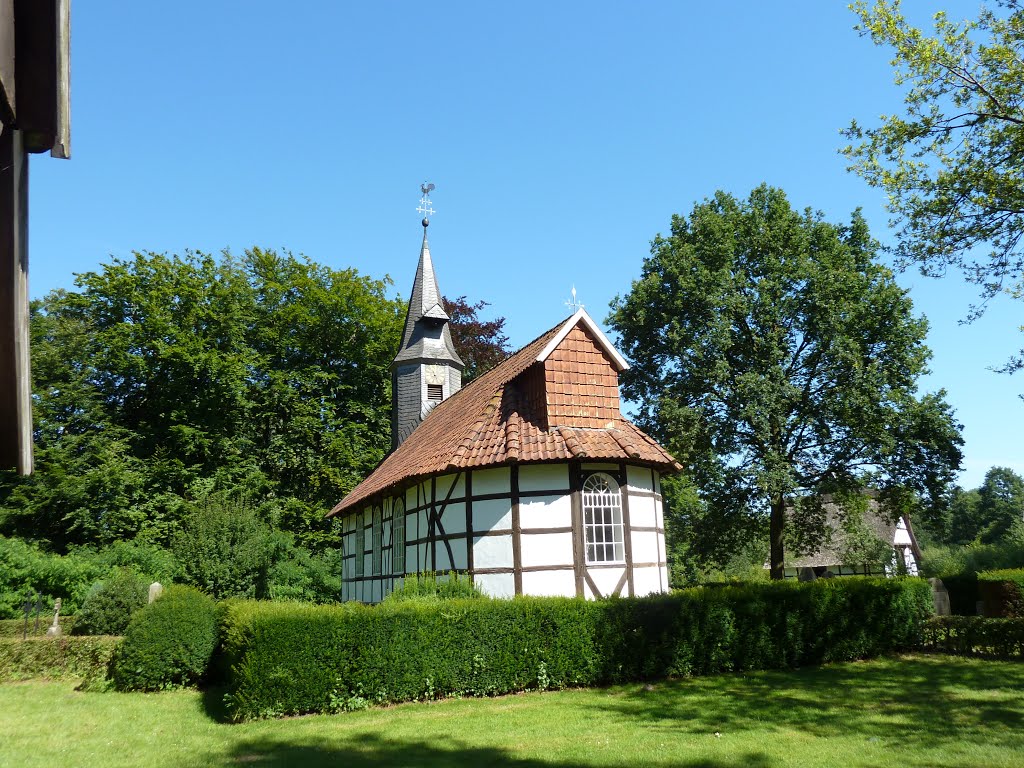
[2,654,1022,768]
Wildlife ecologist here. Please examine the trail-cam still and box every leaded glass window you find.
[583,473,625,564]
[353,514,365,578]
[393,498,406,574]
[372,505,383,575]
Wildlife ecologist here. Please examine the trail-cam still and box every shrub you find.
[112,585,220,691]
[0,636,120,684]
[221,577,932,721]
[978,569,1024,618]
[71,569,148,636]
[0,535,106,618]
[921,616,1024,658]
[382,571,486,604]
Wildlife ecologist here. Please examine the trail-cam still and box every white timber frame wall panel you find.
[340,461,670,602]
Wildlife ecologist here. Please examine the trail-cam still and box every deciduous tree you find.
[610,185,963,579]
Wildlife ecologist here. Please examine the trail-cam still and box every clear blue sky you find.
[26,1,1023,490]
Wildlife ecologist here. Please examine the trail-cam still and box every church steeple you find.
[391,206,464,450]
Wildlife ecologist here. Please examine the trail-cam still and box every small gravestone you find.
[929,578,951,616]
[45,598,62,637]
[148,582,164,604]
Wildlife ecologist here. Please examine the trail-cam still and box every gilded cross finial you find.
[417,182,436,225]
[565,285,584,312]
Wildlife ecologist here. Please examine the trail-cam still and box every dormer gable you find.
[534,309,629,429]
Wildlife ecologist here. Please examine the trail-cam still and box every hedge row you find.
[921,616,1024,658]
[0,636,120,683]
[0,616,75,638]
[978,569,1024,618]
[221,577,932,721]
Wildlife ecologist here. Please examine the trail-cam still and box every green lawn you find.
[1,655,1022,768]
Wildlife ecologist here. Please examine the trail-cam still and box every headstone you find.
[45,597,62,637]
[929,578,951,616]
[148,582,164,604]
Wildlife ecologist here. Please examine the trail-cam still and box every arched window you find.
[371,505,383,576]
[353,512,365,578]
[392,497,406,574]
[582,473,625,564]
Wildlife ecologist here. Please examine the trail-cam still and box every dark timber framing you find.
[619,461,635,597]
[511,464,522,595]
[570,460,585,597]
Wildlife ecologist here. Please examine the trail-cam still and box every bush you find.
[978,569,1024,618]
[382,571,486,604]
[921,616,1024,658]
[220,577,932,721]
[71,569,148,636]
[0,636,120,683]
[0,616,74,637]
[0,535,106,618]
[112,585,220,691]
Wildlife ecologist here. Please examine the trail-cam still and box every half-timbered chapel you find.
[328,218,681,601]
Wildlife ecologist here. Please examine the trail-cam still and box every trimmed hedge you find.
[112,585,220,691]
[0,616,75,638]
[71,569,148,636]
[921,616,1024,658]
[977,569,1024,618]
[221,577,932,721]
[0,636,120,683]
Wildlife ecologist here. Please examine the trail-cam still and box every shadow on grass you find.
[217,733,775,768]
[589,655,1024,749]
[200,684,232,723]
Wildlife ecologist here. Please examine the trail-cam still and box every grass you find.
[1,654,1023,768]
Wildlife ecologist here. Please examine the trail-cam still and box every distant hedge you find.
[0,636,120,684]
[221,577,932,721]
[977,569,1024,618]
[921,616,1024,659]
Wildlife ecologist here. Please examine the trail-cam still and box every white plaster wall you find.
[631,530,660,565]
[474,534,513,568]
[590,566,625,598]
[519,494,571,529]
[441,501,466,534]
[522,569,576,597]
[416,510,429,538]
[632,566,661,597]
[520,464,570,492]
[472,498,512,531]
[627,465,654,492]
[474,467,511,495]
[520,532,574,567]
[436,472,465,500]
[417,543,429,571]
[450,537,468,570]
[435,546,451,572]
[628,491,657,528]
[894,518,912,546]
[476,572,514,598]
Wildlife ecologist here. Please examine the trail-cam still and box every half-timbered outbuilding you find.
[328,220,681,601]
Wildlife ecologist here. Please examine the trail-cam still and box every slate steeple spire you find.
[391,217,464,450]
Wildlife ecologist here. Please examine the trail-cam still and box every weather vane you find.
[565,285,584,312]
[417,182,436,224]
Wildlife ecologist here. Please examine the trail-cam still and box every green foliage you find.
[922,539,1024,578]
[112,586,220,691]
[978,569,1024,618]
[922,616,1024,659]
[0,535,105,618]
[0,248,405,551]
[0,636,120,683]
[845,2,1024,371]
[609,185,962,578]
[0,617,74,637]
[220,578,931,721]
[70,569,148,637]
[382,572,486,604]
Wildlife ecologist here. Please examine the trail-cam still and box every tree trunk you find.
[769,494,786,581]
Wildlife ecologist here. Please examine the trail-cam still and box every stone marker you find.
[45,598,62,637]
[929,578,951,616]
[148,582,164,604]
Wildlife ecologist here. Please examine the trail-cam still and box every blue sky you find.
[26,1,1023,490]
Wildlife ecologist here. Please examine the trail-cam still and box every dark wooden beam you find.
[0,126,32,474]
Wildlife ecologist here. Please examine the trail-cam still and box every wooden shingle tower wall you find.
[391,220,464,449]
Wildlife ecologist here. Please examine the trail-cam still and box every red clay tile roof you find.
[328,313,682,517]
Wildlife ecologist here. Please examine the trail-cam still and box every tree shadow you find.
[588,655,1024,749]
[215,733,776,768]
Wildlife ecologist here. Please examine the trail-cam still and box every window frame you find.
[582,472,625,565]
[371,505,383,576]
[353,512,365,578]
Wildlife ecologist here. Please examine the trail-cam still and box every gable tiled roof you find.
[328,313,682,517]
